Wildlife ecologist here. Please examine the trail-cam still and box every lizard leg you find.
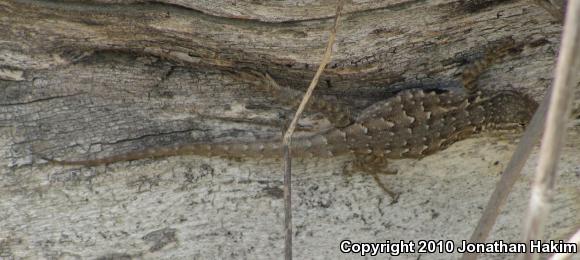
[347,154,400,202]
[242,71,354,128]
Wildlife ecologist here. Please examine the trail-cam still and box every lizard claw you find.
[371,173,400,203]
[344,155,400,203]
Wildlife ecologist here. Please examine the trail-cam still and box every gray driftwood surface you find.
[1,0,579,259]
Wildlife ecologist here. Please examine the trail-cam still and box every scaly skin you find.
[42,38,538,201]
[43,88,537,166]
[40,38,537,201]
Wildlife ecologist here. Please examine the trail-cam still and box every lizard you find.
[40,38,538,200]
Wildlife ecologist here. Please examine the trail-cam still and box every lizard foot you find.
[344,154,400,203]
[351,154,398,175]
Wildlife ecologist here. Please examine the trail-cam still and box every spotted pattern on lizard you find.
[41,39,538,199]
[42,88,536,165]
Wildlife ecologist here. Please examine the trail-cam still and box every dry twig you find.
[533,0,566,22]
[463,3,580,260]
[282,1,344,259]
[461,88,551,260]
[549,229,580,260]
[520,2,580,260]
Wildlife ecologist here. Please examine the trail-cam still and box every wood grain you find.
[1,1,578,259]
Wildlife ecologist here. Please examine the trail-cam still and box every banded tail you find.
[41,129,351,166]
[42,141,284,166]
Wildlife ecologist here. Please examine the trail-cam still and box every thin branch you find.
[520,2,580,260]
[281,4,344,145]
[462,5,580,260]
[282,1,344,259]
[461,87,550,260]
[549,229,580,260]
[533,0,565,22]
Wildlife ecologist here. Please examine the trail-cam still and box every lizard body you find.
[43,39,538,178]
[44,88,537,166]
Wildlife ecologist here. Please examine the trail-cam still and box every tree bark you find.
[1,0,578,259]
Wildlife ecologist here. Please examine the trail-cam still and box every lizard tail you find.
[41,141,287,166]
[42,128,352,167]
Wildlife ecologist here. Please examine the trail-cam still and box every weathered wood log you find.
[1,0,578,259]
